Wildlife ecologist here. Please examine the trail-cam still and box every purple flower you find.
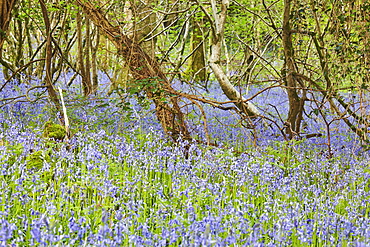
[30,227,42,244]
[0,219,16,242]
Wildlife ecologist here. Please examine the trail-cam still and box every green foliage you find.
[265,139,308,172]
[109,76,172,118]
[128,77,166,96]
[1,143,24,165]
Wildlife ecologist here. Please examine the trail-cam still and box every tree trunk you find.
[281,0,305,139]
[206,0,260,117]
[84,17,92,93]
[39,0,64,125]
[91,26,99,93]
[76,9,92,96]
[0,0,16,55]
[0,0,17,77]
[131,0,157,58]
[186,15,207,82]
[76,0,191,141]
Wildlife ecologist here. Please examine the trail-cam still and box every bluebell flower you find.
[0,219,16,243]
[30,227,42,244]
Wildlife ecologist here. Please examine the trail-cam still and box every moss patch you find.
[43,121,66,141]
[26,150,51,170]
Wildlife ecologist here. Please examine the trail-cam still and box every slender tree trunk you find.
[0,0,17,77]
[14,10,24,68]
[187,15,207,82]
[77,9,92,96]
[281,0,304,139]
[39,0,64,124]
[131,0,157,58]
[91,27,99,93]
[76,0,191,141]
[84,17,92,92]
[206,0,260,117]
[0,0,16,55]
[25,3,34,76]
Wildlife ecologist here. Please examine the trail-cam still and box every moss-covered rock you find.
[43,121,66,141]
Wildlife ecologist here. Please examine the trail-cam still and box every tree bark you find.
[186,15,207,82]
[39,0,64,124]
[0,0,16,56]
[84,17,92,94]
[206,0,260,117]
[131,0,157,59]
[76,9,92,96]
[75,0,191,141]
[91,27,99,93]
[281,0,305,139]
[0,0,17,76]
